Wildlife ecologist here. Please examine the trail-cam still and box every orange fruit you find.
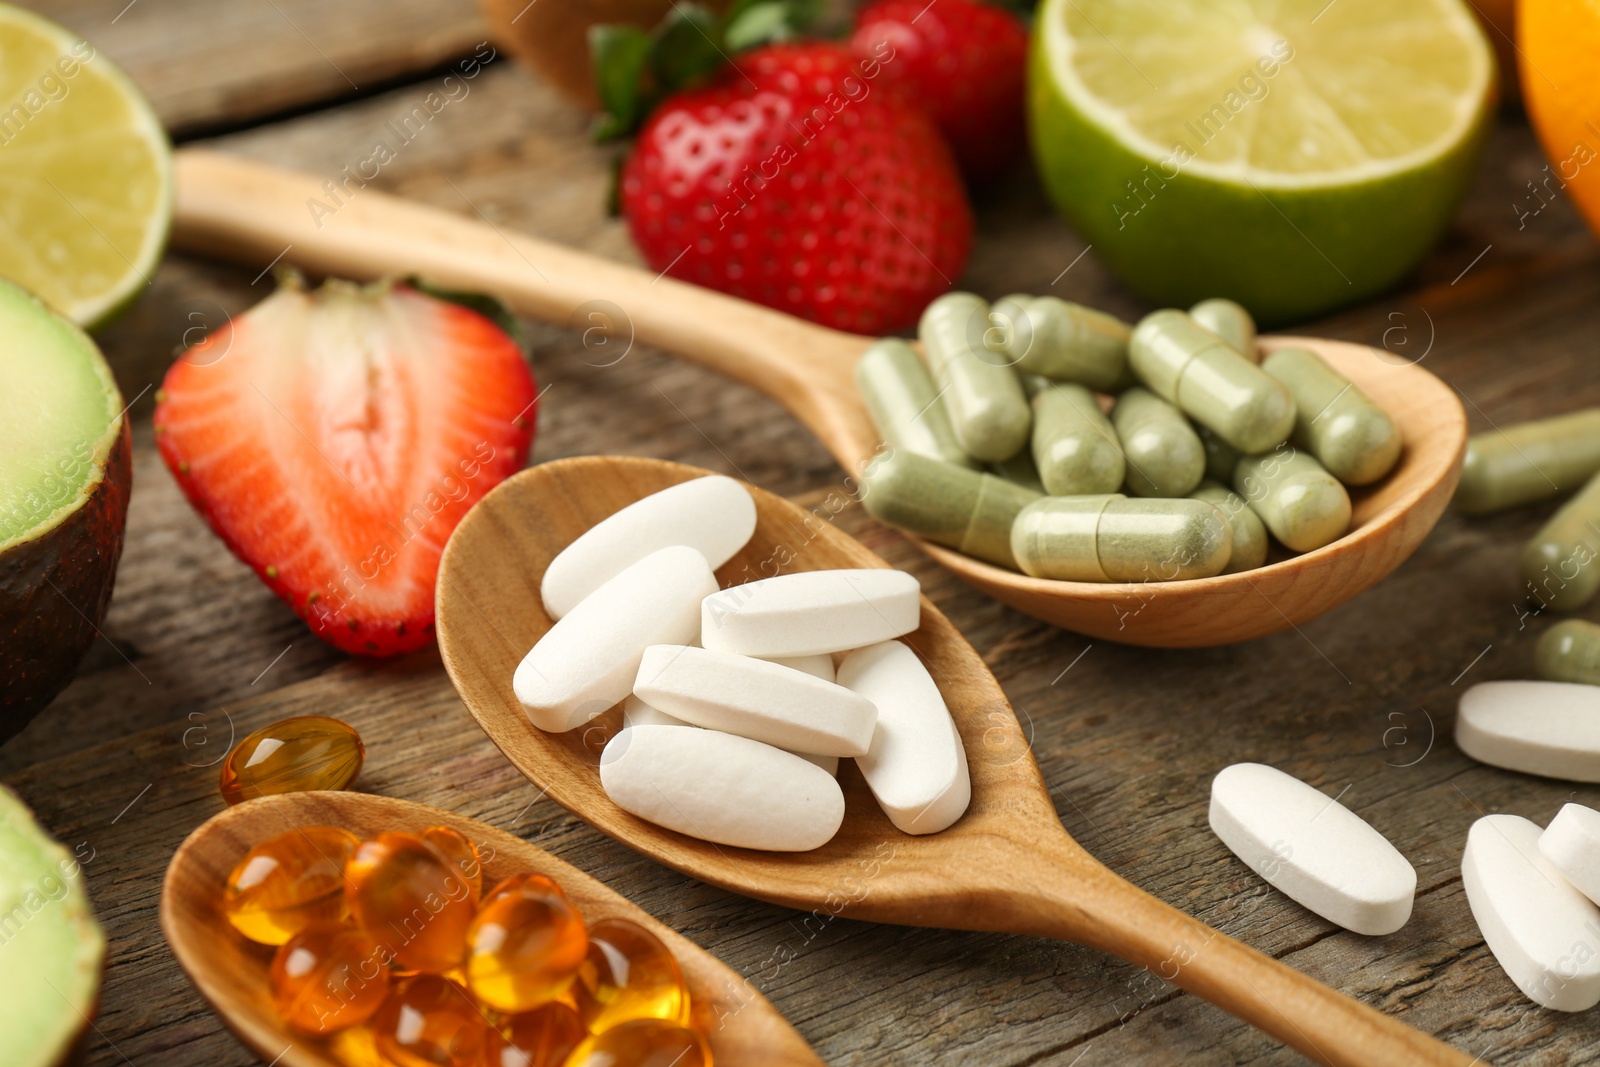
[1520,0,1600,234]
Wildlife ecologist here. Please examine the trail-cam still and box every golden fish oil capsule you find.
[573,918,690,1031]
[464,875,588,1013]
[219,715,364,805]
[270,923,389,1035]
[482,1001,586,1067]
[345,832,479,974]
[370,975,488,1067]
[564,1019,712,1067]
[224,825,359,945]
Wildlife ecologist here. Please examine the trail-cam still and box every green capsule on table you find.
[1030,382,1125,496]
[1005,296,1134,392]
[1454,407,1600,515]
[860,449,1040,569]
[986,293,1033,360]
[1262,347,1400,486]
[1010,494,1232,582]
[989,451,1045,493]
[855,339,974,469]
[1534,619,1600,685]
[1199,425,1242,484]
[1188,298,1257,361]
[1522,469,1600,612]
[1190,480,1268,573]
[1234,447,1351,553]
[921,292,1031,462]
[1111,387,1205,498]
[1129,309,1295,454]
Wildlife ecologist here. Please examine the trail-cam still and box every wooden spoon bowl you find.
[159,791,823,1067]
[434,454,1477,1067]
[171,150,1467,648]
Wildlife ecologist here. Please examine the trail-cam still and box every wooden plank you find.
[9,0,489,134]
[10,52,1600,1067]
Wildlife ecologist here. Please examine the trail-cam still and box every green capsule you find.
[1522,469,1600,612]
[1190,480,1268,573]
[1129,309,1295,454]
[1263,347,1400,486]
[1454,407,1600,515]
[1234,447,1351,553]
[921,292,1031,463]
[1002,296,1134,392]
[986,293,1034,360]
[1010,494,1232,583]
[1199,425,1242,484]
[1188,298,1257,361]
[1030,383,1124,496]
[989,450,1045,493]
[1534,619,1600,686]
[1111,387,1204,498]
[860,449,1040,569]
[855,339,974,468]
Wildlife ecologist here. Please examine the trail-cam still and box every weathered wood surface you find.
[7,11,1600,1066]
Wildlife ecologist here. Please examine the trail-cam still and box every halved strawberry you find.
[154,278,537,656]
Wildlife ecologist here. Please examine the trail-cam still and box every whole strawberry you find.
[851,0,1029,185]
[619,42,972,334]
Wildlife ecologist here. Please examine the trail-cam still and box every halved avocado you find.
[0,785,104,1066]
[0,276,131,743]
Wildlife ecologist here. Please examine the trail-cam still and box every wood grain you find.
[5,24,1600,1067]
[161,792,822,1067]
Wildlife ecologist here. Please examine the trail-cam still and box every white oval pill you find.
[1208,763,1415,935]
[1539,803,1600,906]
[1462,813,1600,1011]
[836,640,970,835]
[765,653,835,682]
[600,725,845,851]
[700,568,920,657]
[514,546,717,732]
[627,671,839,774]
[540,476,756,619]
[622,694,689,730]
[634,645,878,757]
[1457,680,1600,781]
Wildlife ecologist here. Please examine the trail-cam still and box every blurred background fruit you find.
[850,0,1030,185]
[1519,0,1600,239]
[479,0,732,109]
[1027,0,1496,326]
[1468,0,1519,94]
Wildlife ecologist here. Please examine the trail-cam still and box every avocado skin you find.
[0,419,132,743]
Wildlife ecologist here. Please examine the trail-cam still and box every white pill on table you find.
[836,640,970,835]
[600,725,845,851]
[1208,763,1415,935]
[1539,803,1600,906]
[625,669,840,774]
[634,645,877,757]
[700,568,920,657]
[765,653,835,682]
[540,476,756,619]
[1456,680,1600,782]
[622,694,689,730]
[514,546,717,732]
[1462,813,1600,1011]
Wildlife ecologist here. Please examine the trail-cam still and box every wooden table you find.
[6,3,1597,1064]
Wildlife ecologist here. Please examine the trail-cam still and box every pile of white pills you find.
[512,475,972,852]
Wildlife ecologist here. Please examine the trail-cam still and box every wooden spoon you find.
[171,148,1467,648]
[433,454,1477,1067]
[160,791,822,1067]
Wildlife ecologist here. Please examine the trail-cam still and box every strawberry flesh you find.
[154,280,536,656]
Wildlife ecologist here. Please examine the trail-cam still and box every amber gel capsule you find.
[1522,469,1600,612]
[854,339,973,468]
[1234,447,1351,553]
[1030,382,1124,496]
[1111,387,1204,498]
[1129,309,1295,454]
[1535,619,1600,685]
[1189,298,1257,361]
[1010,494,1231,583]
[860,449,1040,569]
[1003,295,1134,392]
[219,715,364,805]
[224,826,359,945]
[1454,407,1600,514]
[921,291,1031,462]
[1263,347,1400,486]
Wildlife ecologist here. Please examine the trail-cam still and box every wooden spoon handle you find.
[988,855,1478,1067]
[170,149,872,461]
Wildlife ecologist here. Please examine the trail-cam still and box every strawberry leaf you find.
[725,0,824,50]
[649,4,727,92]
[590,23,652,142]
[405,278,527,350]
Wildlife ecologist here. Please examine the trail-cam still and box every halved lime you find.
[0,4,171,329]
[1029,0,1495,324]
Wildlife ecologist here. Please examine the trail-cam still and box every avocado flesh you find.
[0,785,104,1067]
[0,277,131,741]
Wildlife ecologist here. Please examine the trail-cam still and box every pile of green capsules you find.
[857,293,1401,583]
[1457,409,1600,682]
